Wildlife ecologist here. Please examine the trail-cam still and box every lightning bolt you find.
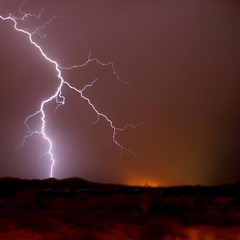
[0,2,140,178]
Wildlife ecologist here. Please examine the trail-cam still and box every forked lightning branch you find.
[0,1,139,177]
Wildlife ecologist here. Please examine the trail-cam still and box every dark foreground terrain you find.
[0,178,240,240]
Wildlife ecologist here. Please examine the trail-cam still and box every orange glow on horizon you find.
[126,177,164,187]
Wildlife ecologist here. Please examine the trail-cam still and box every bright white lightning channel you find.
[0,3,139,178]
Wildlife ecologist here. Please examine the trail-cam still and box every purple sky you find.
[0,0,240,186]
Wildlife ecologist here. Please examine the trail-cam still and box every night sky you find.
[0,0,240,186]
